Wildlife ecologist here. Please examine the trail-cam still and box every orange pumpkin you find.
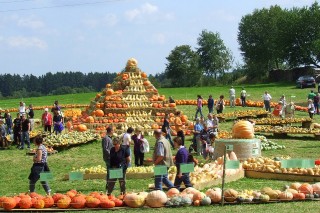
[106,89,114,96]
[57,197,71,209]
[181,115,188,122]
[143,81,151,86]
[2,197,16,211]
[43,196,54,208]
[193,200,200,206]
[141,72,147,78]
[71,195,86,209]
[85,196,100,208]
[86,116,94,123]
[78,124,88,132]
[33,199,45,209]
[298,183,313,194]
[232,120,254,139]
[95,109,104,117]
[166,188,180,198]
[18,197,32,209]
[169,103,176,108]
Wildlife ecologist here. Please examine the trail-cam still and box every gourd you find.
[18,198,32,209]
[192,191,205,202]
[85,196,100,208]
[33,199,45,209]
[71,195,86,209]
[180,196,192,206]
[100,197,115,208]
[78,124,88,132]
[123,193,146,208]
[146,190,167,208]
[293,192,305,200]
[298,183,313,194]
[95,109,104,117]
[57,197,71,209]
[3,197,17,210]
[43,196,54,208]
[232,120,254,139]
[279,191,293,200]
[166,188,180,198]
[170,196,182,206]
[290,182,301,190]
[312,183,320,194]
[259,194,270,202]
[205,189,222,203]
[224,189,238,202]
[200,196,211,206]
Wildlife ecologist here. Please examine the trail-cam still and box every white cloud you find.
[7,36,47,49]
[17,16,45,29]
[153,33,166,44]
[141,2,158,14]
[125,2,158,21]
[83,19,99,28]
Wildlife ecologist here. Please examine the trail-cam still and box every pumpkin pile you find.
[254,125,320,134]
[43,131,100,148]
[242,156,320,175]
[70,58,193,137]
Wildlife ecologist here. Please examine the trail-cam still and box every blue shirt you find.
[194,123,204,133]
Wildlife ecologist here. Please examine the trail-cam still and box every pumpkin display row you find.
[2,182,320,211]
[254,126,320,134]
[242,156,320,175]
[252,117,312,125]
[43,131,100,148]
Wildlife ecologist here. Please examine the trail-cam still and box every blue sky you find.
[0,0,317,76]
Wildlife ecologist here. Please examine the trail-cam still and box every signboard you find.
[154,165,168,176]
[252,149,259,155]
[180,163,195,173]
[226,160,240,169]
[109,169,123,179]
[226,144,233,151]
[69,172,83,181]
[40,172,53,181]
[281,159,314,169]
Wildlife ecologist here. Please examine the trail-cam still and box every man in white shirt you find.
[263,91,272,112]
[229,86,236,107]
[121,127,134,156]
[19,102,26,116]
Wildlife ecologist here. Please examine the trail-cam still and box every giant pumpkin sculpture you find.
[232,120,254,139]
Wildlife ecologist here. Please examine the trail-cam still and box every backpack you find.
[140,138,149,153]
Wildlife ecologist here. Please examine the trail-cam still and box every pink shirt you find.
[197,98,203,108]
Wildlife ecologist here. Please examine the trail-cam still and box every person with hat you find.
[229,86,236,108]
[308,99,315,119]
[132,127,145,167]
[153,129,174,190]
[41,108,53,132]
[19,113,30,149]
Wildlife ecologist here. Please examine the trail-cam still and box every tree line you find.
[155,2,320,87]
[0,72,116,99]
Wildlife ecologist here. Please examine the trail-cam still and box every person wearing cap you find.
[240,87,247,107]
[13,113,21,147]
[19,113,31,149]
[132,127,145,167]
[229,86,236,108]
[41,108,53,132]
[153,129,174,190]
[308,99,315,119]
[107,137,130,195]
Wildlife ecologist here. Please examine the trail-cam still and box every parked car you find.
[296,76,316,88]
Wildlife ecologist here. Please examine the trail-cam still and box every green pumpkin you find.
[180,197,192,206]
[171,196,182,206]
[259,194,270,202]
[200,196,211,206]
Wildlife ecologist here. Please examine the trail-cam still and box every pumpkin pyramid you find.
[81,58,193,137]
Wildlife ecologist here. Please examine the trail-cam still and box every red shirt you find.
[42,112,53,125]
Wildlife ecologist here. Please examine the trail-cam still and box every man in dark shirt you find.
[102,126,114,190]
[19,113,30,149]
[13,113,21,147]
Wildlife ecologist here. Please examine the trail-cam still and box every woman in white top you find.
[308,99,315,119]
[263,91,272,112]
[122,127,134,156]
[19,102,26,116]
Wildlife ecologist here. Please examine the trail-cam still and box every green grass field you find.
[1,83,320,212]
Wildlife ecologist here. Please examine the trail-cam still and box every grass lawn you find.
[1,83,320,212]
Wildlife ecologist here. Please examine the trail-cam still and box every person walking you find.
[20,113,30,150]
[107,137,130,195]
[195,95,203,119]
[263,91,272,112]
[308,90,316,101]
[13,113,21,147]
[41,108,53,132]
[240,87,247,107]
[153,129,174,190]
[173,137,192,190]
[174,111,185,146]
[308,99,315,119]
[28,136,51,195]
[216,95,225,114]
[102,126,114,191]
[132,127,145,167]
[229,86,236,107]
[207,95,214,113]
[162,113,173,148]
